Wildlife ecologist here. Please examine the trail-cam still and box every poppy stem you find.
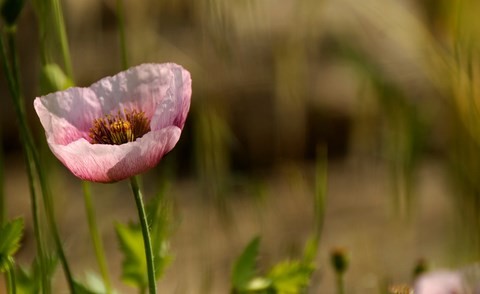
[0,26,76,293]
[0,28,51,294]
[335,273,344,294]
[82,181,113,294]
[130,176,157,294]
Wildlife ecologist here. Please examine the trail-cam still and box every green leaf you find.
[0,217,23,256]
[73,281,100,294]
[232,236,261,291]
[116,187,175,290]
[115,222,148,289]
[16,254,58,294]
[73,271,119,294]
[267,260,314,294]
[0,218,24,271]
[16,265,38,294]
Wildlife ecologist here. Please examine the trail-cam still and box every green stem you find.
[335,273,344,294]
[51,0,73,79]
[82,181,112,294]
[0,125,5,225]
[1,26,75,293]
[116,0,128,70]
[130,176,157,294]
[0,30,50,294]
[37,161,76,293]
[25,147,51,294]
[6,257,16,294]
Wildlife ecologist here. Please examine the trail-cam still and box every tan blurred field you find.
[2,0,480,292]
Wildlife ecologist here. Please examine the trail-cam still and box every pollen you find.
[89,110,151,145]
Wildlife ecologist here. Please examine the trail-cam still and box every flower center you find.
[89,110,151,145]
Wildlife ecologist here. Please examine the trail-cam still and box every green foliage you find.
[231,237,315,294]
[267,261,314,294]
[73,281,100,294]
[232,236,261,291]
[73,272,118,294]
[0,218,23,272]
[115,222,148,288]
[16,266,37,294]
[115,188,173,289]
[16,255,57,294]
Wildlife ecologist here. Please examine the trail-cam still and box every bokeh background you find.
[2,0,480,292]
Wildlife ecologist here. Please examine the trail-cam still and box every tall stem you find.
[130,176,156,294]
[24,147,51,294]
[1,27,75,293]
[116,0,128,70]
[51,0,73,79]
[0,125,5,225]
[0,31,50,294]
[82,181,112,293]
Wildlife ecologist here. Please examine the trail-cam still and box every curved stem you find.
[82,181,112,294]
[1,27,75,293]
[0,30,50,294]
[130,176,156,294]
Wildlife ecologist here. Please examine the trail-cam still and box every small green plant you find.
[231,237,315,294]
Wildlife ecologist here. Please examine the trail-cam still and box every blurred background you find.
[2,0,480,292]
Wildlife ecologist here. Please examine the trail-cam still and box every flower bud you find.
[330,247,349,274]
[1,0,25,26]
[39,63,73,94]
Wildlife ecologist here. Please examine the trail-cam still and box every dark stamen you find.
[89,110,151,145]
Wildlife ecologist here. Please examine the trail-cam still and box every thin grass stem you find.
[82,181,112,294]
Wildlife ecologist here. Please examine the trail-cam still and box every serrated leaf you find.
[115,222,148,288]
[232,236,261,291]
[116,188,174,289]
[267,260,314,294]
[0,218,24,256]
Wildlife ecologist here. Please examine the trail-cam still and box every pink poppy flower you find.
[34,63,191,183]
[414,270,468,294]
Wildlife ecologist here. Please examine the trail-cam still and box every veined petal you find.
[34,63,192,183]
[48,127,181,183]
[414,271,468,294]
